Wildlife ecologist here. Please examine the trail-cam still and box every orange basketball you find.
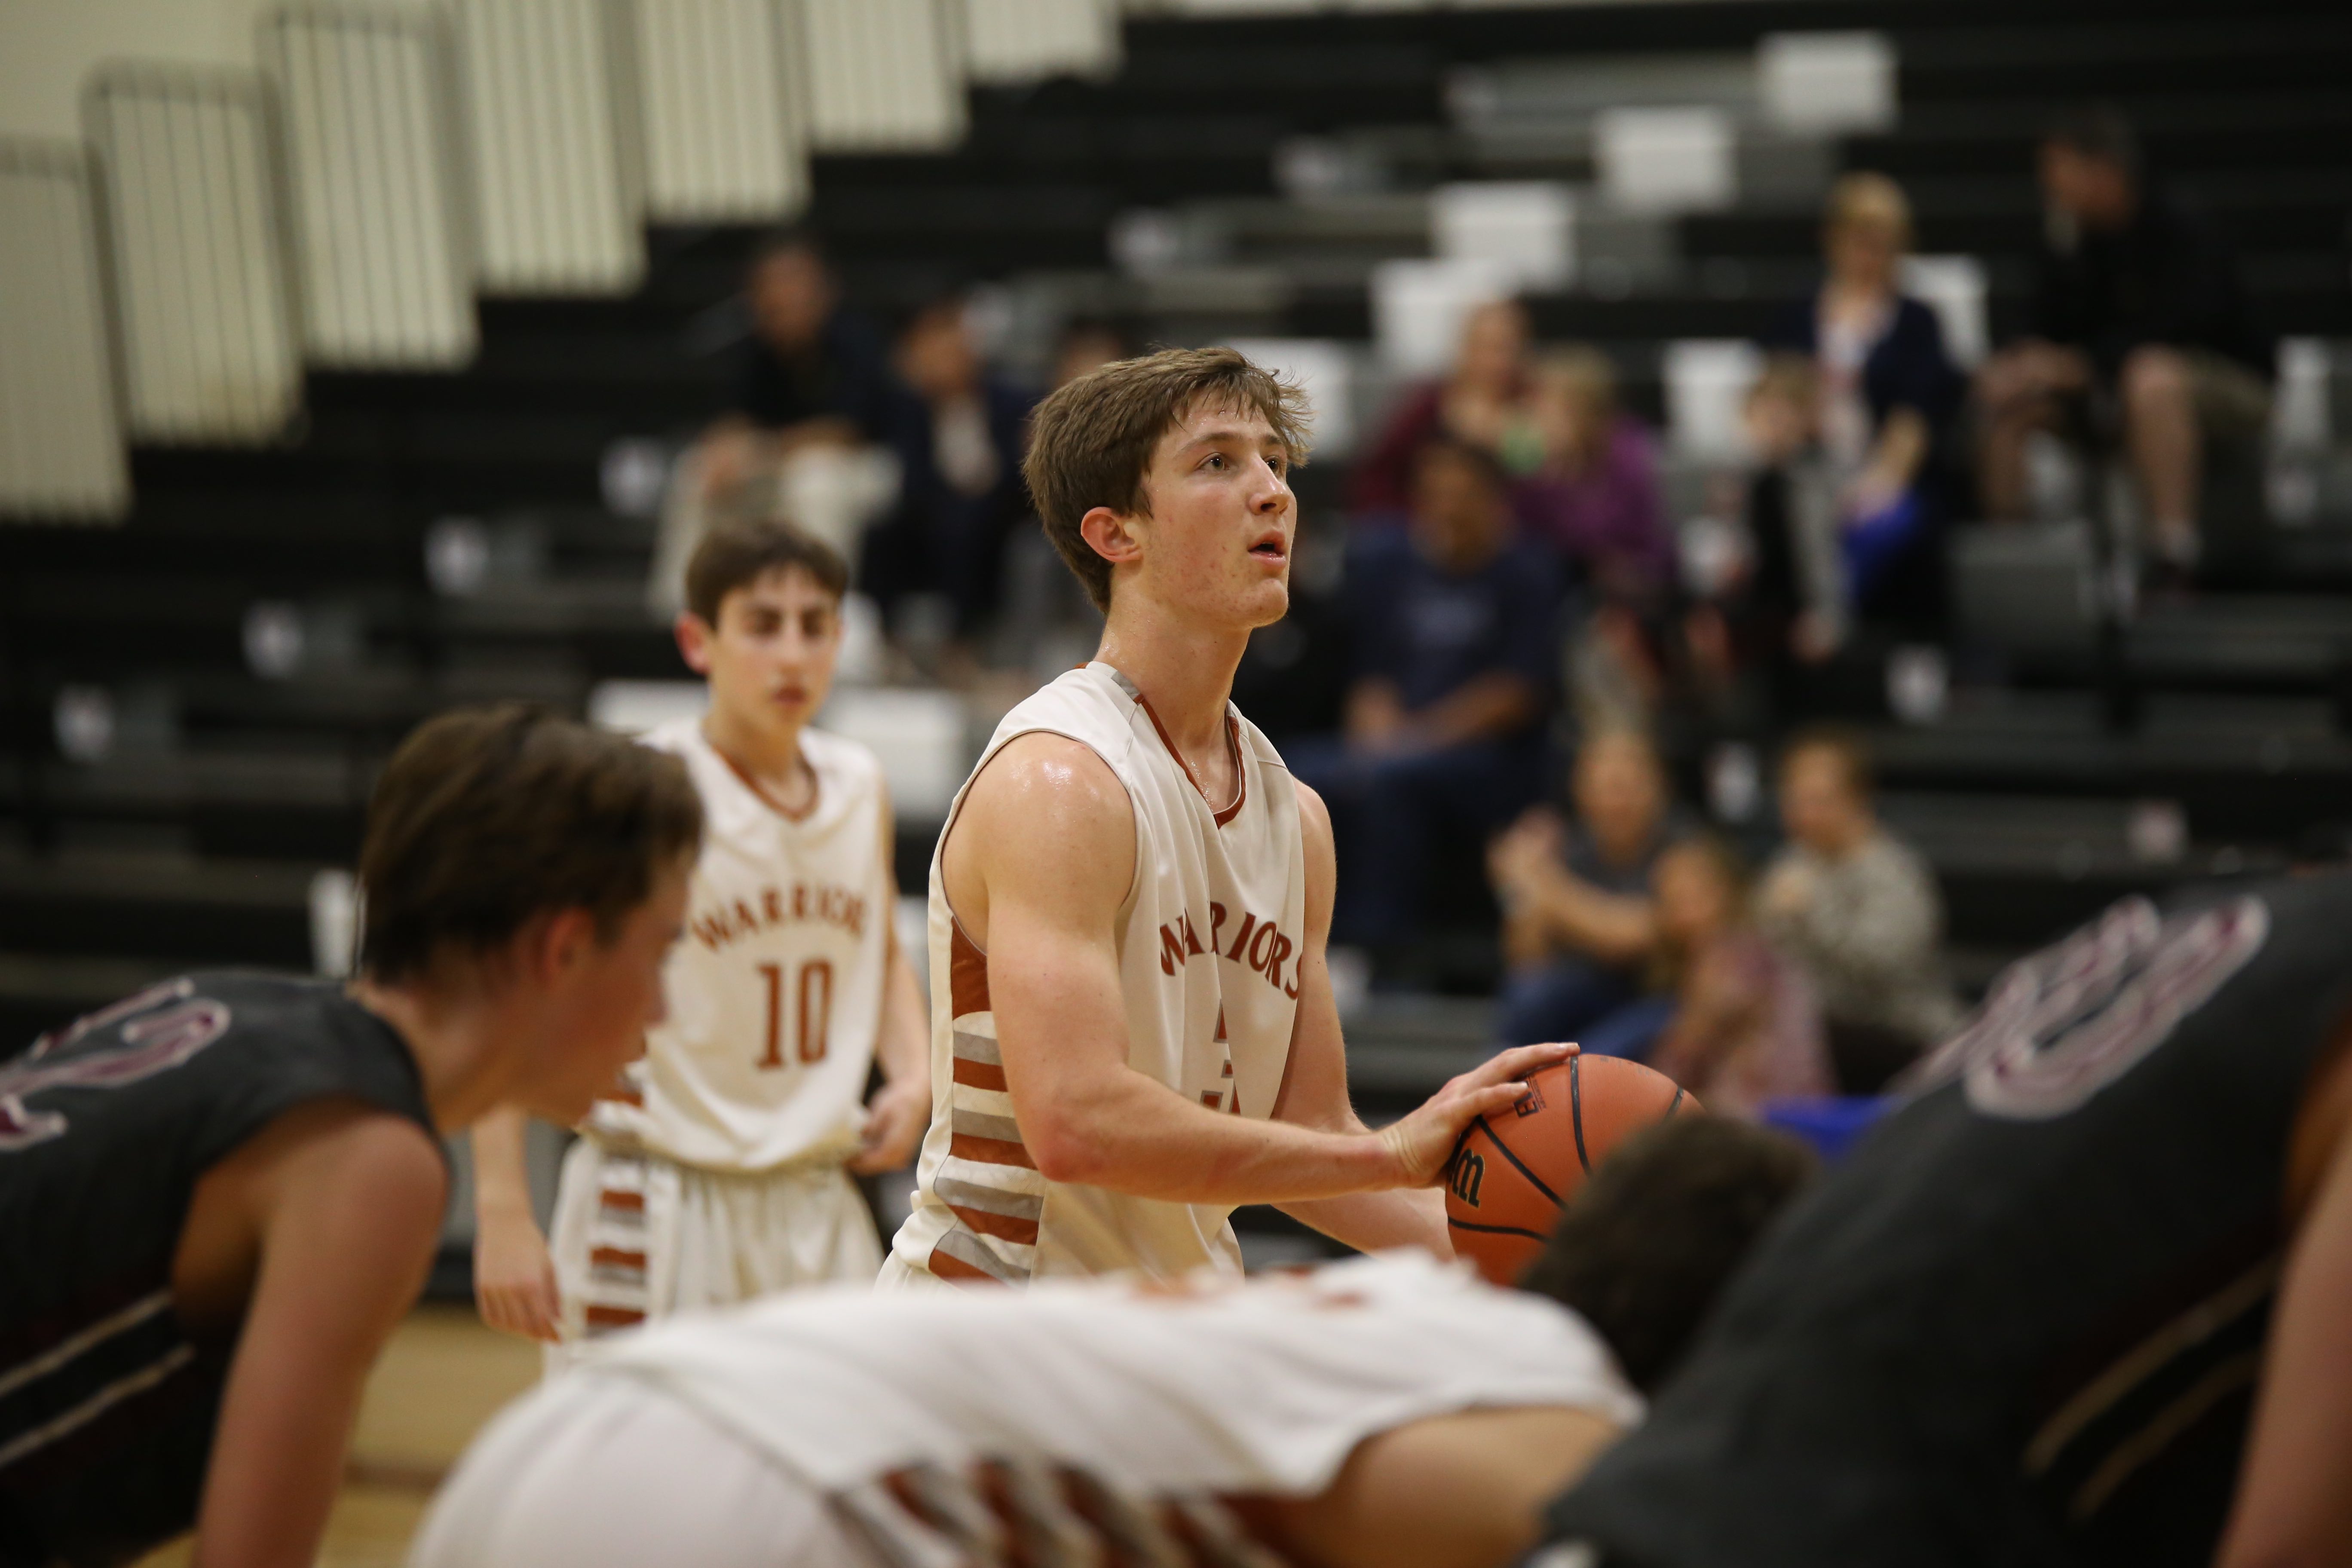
[1442,1054,1699,1286]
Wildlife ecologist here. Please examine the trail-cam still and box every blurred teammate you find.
[882,347,1571,1288]
[474,523,927,1357]
[415,1118,1814,1568]
[1541,870,2352,1568]
[0,707,699,1568]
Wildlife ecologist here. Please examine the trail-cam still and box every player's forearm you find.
[469,1107,536,1222]
[876,946,929,1089]
[1021,1068,1403,1204]
[1279,1188,1450,1257]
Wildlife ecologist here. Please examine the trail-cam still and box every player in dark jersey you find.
[1536,870,2352,1568]
[0,705,702,1568]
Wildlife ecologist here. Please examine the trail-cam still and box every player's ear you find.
[1080,505,1143,571]
[531,907,602,988]
[674,611,715,675]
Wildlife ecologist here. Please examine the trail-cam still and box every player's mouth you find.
[1247,530,1289,564]
[773,684,811,707]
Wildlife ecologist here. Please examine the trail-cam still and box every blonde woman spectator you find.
[1756,729,1959,1090]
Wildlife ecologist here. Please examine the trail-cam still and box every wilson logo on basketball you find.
[1448,1150,1485,1207]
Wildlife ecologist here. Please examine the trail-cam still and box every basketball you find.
[1444,1055,1699,1286]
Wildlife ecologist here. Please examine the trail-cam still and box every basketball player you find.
[1537,870,2352,1568]
[412,1117,1814,1568]
[884,347,1571,1288]
[472,522,928,1355]
[0,706,699,1568]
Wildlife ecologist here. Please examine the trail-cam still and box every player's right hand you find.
[1378,1041,1578,1187]
[473,1208,561,1343]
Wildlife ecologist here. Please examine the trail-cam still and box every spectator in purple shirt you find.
[1292,438,1559,956]
[1514,348,1675,606]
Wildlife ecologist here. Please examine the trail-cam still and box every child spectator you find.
[1292,438,1557,958]
[1642,837,1832,1118]
[1756,728,1959,1091]
[1514,347,1674,605]
[1487,730,1685,1048]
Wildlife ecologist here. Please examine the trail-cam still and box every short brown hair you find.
[1520,1116,1817,1392]
[359,705,703,983]
[684,519,849,625]
[1782,723,1874,799]
[1022,346,1312,612]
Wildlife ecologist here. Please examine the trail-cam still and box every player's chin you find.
[1235,579,1291,628]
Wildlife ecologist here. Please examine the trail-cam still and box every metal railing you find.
[453,0,647,294]
[636,0,810,222]
[0,140,130,521]
[261,6,478,368]
[84,64,303,444]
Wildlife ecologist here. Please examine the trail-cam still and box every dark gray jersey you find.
[0,973,439,1568]
[1546,872,2352,1568]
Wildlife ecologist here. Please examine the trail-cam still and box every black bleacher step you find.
[0,851,317,970]
[2125,596,2352,689]
[1896,16,2352,104]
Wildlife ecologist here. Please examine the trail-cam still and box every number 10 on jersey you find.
[756,960,832,1069]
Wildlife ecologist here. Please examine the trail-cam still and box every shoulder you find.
[263,1099,447,1231]
[962,730,1133,838]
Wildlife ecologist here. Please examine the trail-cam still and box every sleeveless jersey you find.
[889,662,1307,1284]
[1545,872,2352,1568]
[582,1249,1642,1559]
[588,719,892,1173]
[0,973,438,1567]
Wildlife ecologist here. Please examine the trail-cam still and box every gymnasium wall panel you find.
[0,141,130,521]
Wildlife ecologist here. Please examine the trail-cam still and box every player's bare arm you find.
[853,780,931,1174]
[946,732,1567,1204]
[2216,1027,2352,1568]
[1270,782,1460,1254]
[177,1101,446,1568]
[469,1108,559,1341]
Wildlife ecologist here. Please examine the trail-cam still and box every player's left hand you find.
[851,1077,930,1174]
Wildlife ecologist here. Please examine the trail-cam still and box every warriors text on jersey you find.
[415,1251,1644,1568]
[888,662,1307,1284]
[0,974,438,1567]
[1545,872,2352,1568]
[590,717,893,1172]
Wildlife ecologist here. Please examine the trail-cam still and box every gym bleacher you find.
[5,0,2350,1262]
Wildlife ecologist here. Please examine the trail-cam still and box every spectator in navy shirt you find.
[1292,438,1558,956]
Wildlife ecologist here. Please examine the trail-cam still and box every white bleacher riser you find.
[0,142,129,522]
[1431,181,1575,292]
[819,687,973,822]
[1759,32,1897,135]
[636,0,810,222]
[454,0,646,295]
[84,67,304,444]
[1900,254,1988,370]
[1370,257,1510,377]
[1595,107,1736,215]
[1663,339,1762,460]
[801,0,968,153]
[261,9,478,369]
[965,0,1121,86]
[1225,338,1358,458]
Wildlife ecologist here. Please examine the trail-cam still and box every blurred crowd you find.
[653,101,2269,1110]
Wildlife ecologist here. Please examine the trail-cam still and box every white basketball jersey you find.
[585,1250,1644,1507]
[889,662,1306,1284]
[588,718,891,1173]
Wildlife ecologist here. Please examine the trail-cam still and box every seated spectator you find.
[1975,106,2273,582]
[1292,439,1558,959]
[1487,730,1683,1048]
[894,293,1038,640]
[1762,173,1963,634]
[653,229,927,615]
[1351,299,1535,514]
[1755,728,1959,1092]
[1641,837,1832,1118]
[1516,347,1674,606]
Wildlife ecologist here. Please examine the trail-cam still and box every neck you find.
[702,703,805,789]
[1095,600,1249,760]
[347,972,521,1134]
